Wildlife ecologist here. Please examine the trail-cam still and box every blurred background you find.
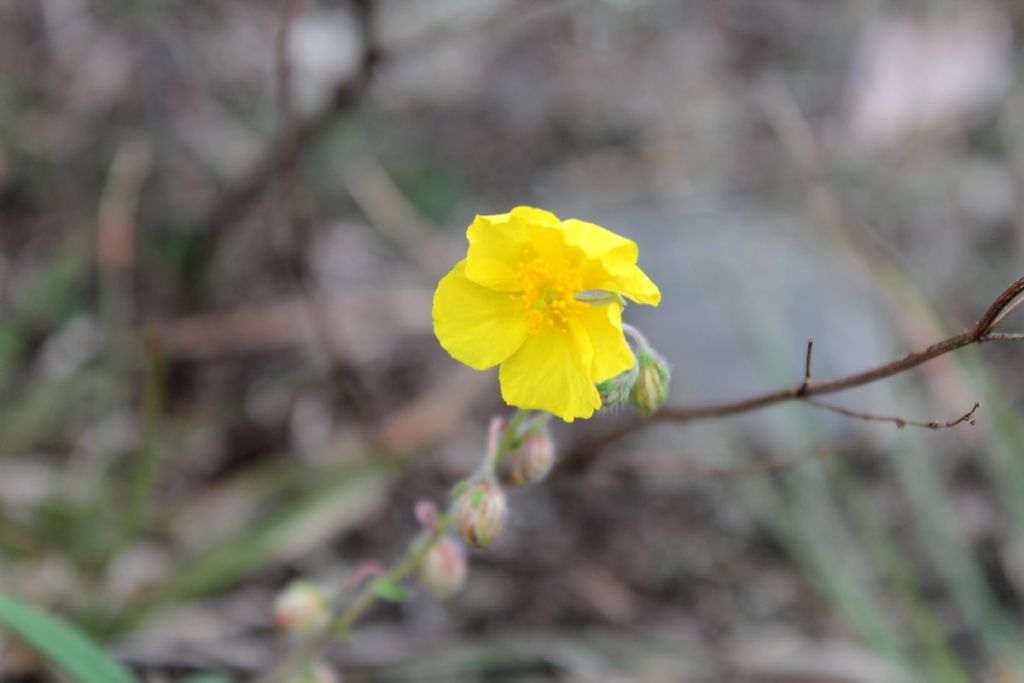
[3,0,1024,681]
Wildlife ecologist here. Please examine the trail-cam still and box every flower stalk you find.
[255,516,451,683]
[258,408,532,683]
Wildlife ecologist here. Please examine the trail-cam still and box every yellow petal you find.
[464,213,528,291]
[510,206,560,224]
[499,323,601,422]
[464,207,560,291]
[607,265,661,306]
[560,218,661,306]
[578,303,635,382]
[561,218,639,275]
[433,260,528,370]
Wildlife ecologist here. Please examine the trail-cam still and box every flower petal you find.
[464,213,529,291]
[510,206,560,225]
[561,218,639,276]
[578,303,635,382]
[499,323,601,422]
[561,218,661,306]
[607,265,662,305]
[433,260,528,370]
[464,207,559,291]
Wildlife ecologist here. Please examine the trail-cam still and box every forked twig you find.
[806,398,980,430]
[558,275,1024,474]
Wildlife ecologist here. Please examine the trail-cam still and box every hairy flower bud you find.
[273,580,330,636]
[503,429,555,485]
[630,347,671,416]
[455,480,508,549]
[417,535,468,599]
[596,363,639,408]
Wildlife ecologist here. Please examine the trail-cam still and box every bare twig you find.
[558,275,1024,474]
[761,75,984,423]
[272,0,381,421]
[188,0,379,291]
[806,398,980,430]
[986,289,1024,329]
[980,332,1024,342]
[189,0,584,292]
[797,339,813,395]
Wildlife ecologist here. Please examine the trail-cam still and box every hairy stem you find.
[256,408,530,683]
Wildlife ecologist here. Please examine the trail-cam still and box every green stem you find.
[130,331,164,533]
[255,407,535,683]
[255,516,452,683]
[491,409,530,472]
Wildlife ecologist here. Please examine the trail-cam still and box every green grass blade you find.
[830,457,971,683]
[0,592,140,683]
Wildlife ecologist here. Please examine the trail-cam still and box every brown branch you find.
[980,332,1024,342]
[797,339,813,395]
[557,275,1024,474]
[187,0,583,295]
[805,398,980,430]
[185,0,380,293]
[272,0,381,422]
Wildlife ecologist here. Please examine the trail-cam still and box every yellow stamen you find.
[511,253,586,335]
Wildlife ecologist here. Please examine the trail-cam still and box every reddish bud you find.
[503,429,555,485]
[273,580,330,636]
[455,480,508,549]
[417,536,468,599]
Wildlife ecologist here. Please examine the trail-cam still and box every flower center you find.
[513,255,586,336]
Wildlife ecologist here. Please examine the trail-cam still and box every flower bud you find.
[289,661,339,683]
[596,363,639,408]
[417,535,468,599]
[503,429,555,485]
[455,480,508,549]
[273,580,331,636]
[630,347,670,416]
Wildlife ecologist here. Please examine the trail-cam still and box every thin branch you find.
[987,290,1024,329]
[980,332,1024,342]
[797,339,813,395]
[188,0,570,293]
[558,275,1024,474]
[806,398,979,430]
[273,0,381,422]
[186,0,380,293]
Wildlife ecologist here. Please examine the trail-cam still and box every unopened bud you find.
[630,347,670,416]
[273,580,330,636]
[455,480,508,549]
[289,661,339,683]
[597,363,639,408]
[503,429,555,485]
[417,535,468,599]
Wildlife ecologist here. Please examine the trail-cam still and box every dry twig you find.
[806,398,979,430]
[188,0,379,288]
[559,275,1024,473]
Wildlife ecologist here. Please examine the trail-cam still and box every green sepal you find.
[371,578,410,603]
[450,480,469,501]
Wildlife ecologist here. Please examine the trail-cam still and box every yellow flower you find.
[433,207,661,421]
